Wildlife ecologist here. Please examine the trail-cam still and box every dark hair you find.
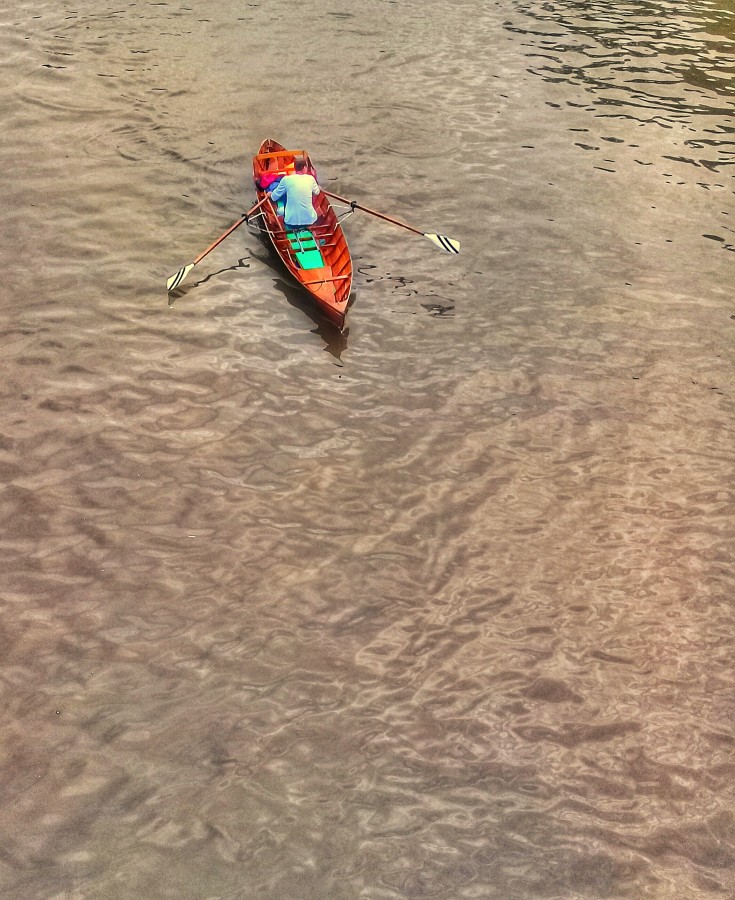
[295,159,307,172]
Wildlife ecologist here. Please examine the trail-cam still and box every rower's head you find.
[295,159,307,173]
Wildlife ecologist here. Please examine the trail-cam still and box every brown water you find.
[2,1,734,897]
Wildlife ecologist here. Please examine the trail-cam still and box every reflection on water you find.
[267,273,352,361]
[511,0,735,108]
[505,0,735,257]
[1,0,734,897]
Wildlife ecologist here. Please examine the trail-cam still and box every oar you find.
[323,190,460,254]
[166,196,268,292]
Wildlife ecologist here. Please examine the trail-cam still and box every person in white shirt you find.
[268,159,321,230]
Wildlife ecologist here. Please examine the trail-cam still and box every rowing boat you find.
[166,143,459,318]
[251,139,352,330]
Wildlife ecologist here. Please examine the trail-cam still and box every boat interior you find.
[253,149,315,187]
[252,149,346,274]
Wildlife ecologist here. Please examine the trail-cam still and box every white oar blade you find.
[425,233,460,254]
[166,262,195,292]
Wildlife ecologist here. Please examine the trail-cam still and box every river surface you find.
[1,1,734,897]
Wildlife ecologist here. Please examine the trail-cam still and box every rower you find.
[268,159,321,235]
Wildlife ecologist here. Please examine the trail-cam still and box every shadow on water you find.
[356,261,456,319]
[166,245,349,360]
[166,256,252,306]
[251,246,351,362]
[245,228,351,359]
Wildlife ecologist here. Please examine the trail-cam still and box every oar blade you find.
[425,233,460,254]
[166,262,195,292]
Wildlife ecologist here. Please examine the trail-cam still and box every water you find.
[1,1,734,897]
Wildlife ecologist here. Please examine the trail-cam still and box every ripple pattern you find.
[1,1,734,898]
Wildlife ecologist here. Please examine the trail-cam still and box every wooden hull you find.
[252,139,352,330]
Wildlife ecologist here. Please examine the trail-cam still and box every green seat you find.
[288,230,324,270]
